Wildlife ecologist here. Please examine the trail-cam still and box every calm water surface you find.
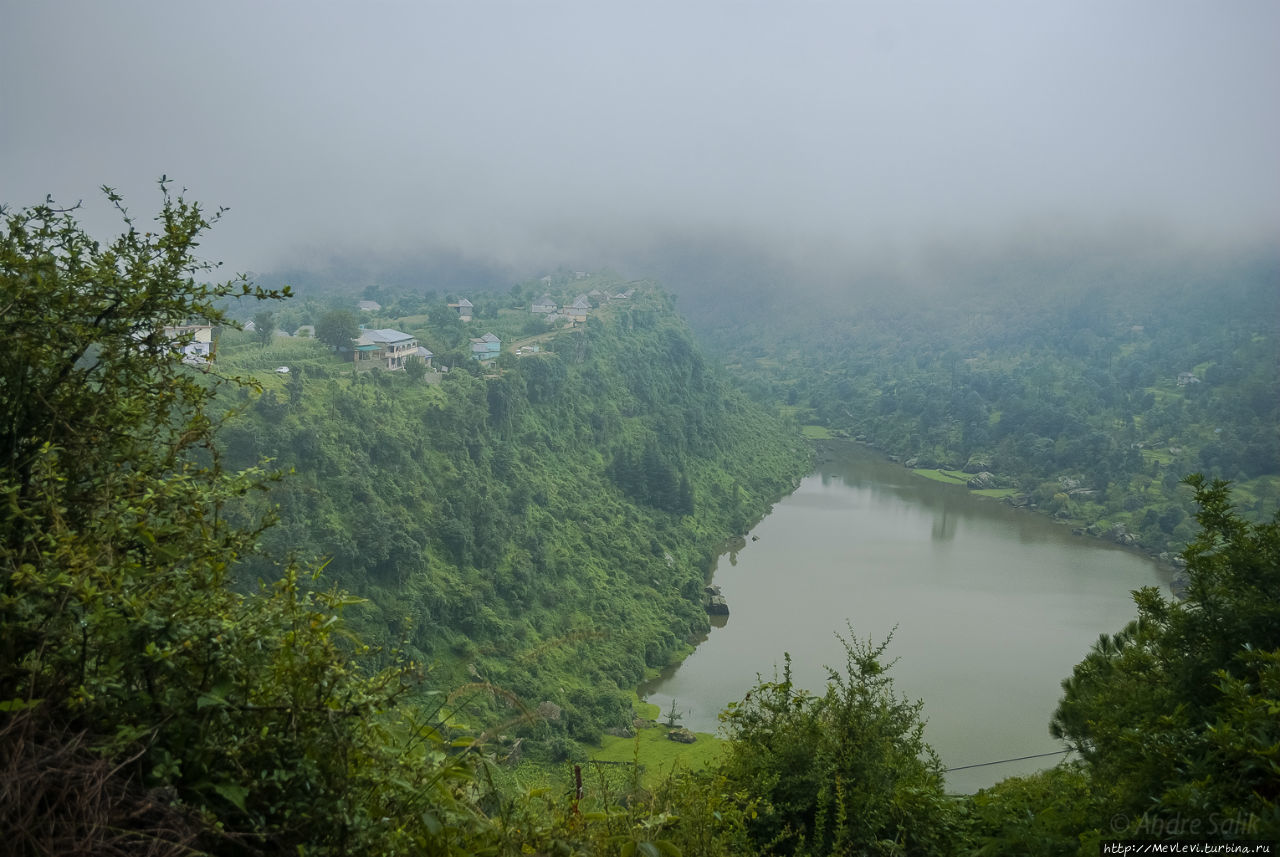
[643,442,1166,793]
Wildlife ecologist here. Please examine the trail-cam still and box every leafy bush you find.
[717,631,959,856]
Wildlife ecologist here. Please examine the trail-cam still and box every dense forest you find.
[678,245,1279,562]
[2,191,1277,855]
[213,279,810,751]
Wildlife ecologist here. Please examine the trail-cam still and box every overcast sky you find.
[3,1,1277,283]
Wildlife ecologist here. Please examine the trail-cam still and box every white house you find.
[353,328,418,371]
[163,323,216,365]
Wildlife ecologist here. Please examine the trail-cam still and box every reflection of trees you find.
[818,447,972,543]
[931,507,956,541]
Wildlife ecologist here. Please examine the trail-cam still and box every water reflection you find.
[647,441,1165,793]
[932,507,956,541]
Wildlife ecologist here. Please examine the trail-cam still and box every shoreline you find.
[813,436,1184,589]
[640,434,1177,724]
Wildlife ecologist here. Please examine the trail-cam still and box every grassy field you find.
[588,696,723,782]
[971,487,1018,498]
[910,468,969,486]
[588,725,725,787]
[908,468,1017,498]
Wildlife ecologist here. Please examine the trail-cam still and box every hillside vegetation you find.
[4,190,1274,854]
[216,286,811,752]
[685,248,1279,561]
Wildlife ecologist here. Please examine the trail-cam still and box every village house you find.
[450,298,474,321]
[470,332,501,361]
[163,323,217,365]
[565,294,591,323]
[352,328,419,371]
[531,295,557,314]
[356,300,381,312]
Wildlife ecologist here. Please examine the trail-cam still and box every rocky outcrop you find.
[706,595,730,615]
[1110,524,1138,546]
[666,727,697,744]
[966,471,998,490]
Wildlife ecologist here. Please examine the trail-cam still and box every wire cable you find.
[944,749,1070,773]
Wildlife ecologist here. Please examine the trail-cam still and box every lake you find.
[642,441,1167,793]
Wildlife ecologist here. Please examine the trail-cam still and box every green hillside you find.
[5,192,1275,854]
[215,287,812,751]
[686,249,1279,560]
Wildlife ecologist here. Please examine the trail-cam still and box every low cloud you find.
[3,1,1276,286]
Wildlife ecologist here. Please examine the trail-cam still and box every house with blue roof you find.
[469,332,501,362]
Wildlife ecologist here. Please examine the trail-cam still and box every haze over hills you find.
[4,1,1279,852]
[4,188,1277,853]
[4,2,1277,283]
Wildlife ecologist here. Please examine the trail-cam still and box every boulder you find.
[666,727,697,744]
[962,454,993,474]
[966,471,997,490]
[706,595,730,615]
[1110,524,1137,545]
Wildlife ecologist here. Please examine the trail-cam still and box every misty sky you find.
[3,1,1277,282]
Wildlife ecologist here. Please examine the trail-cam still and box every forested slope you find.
[6,192,1275,854]
[216,288,811,748]
[684,247,1279,558]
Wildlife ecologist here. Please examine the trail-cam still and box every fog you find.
[3,1,1277,291]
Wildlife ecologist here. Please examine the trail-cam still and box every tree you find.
[0,185,500,855]
[1051,476,1280,840]
[315,308,358,351]
[286,363,305,404]
[718,631,957,856]
[252,308,276,346]
[663,697,684,728]
[404,354,427,381]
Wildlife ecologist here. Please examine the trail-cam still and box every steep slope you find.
[218,288,811,744]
